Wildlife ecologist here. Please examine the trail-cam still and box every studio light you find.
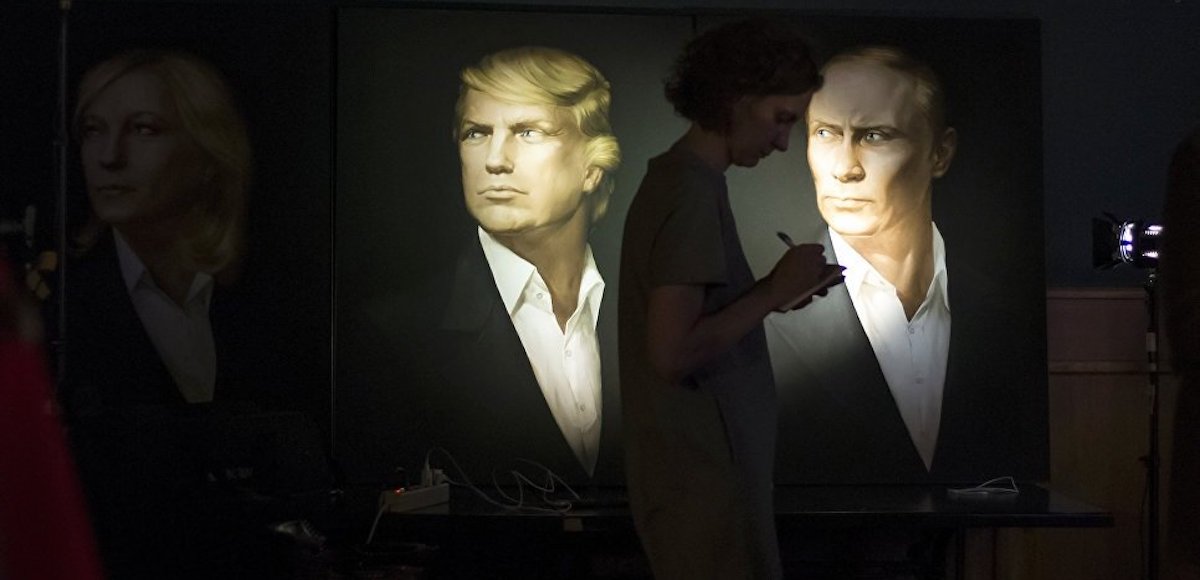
[1092,212,1163,270]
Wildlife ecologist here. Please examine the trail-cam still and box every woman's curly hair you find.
[665,19,820,131]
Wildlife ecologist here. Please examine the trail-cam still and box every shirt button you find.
[908,327,916,335]
[536,292,545,300]
[565,350,572,357]
[577,403,586,413]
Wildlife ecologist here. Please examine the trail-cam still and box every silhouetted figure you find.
[1163,126,1200,580]
[620,19,834,580]
[0,256,104,580]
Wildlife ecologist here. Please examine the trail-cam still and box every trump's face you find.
[79,69,209,230]
[806,60,954,240]
[458,90,601,239]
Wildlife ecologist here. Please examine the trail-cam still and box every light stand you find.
[52,0,72,389]
[1143,270,1161,580]
[1093,215,1164,580]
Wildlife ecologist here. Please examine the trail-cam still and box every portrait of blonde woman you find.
[62,50,252,414]
[60,50,310,580]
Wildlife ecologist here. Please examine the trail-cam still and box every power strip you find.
[379,483,450,513]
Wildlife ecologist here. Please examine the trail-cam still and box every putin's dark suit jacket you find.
[339,236,623,486]
[766,230,1047,484]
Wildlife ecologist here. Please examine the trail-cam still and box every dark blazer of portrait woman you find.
[62,50,253,413]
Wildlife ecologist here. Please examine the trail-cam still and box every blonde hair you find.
[455,46,621,222]
[74,50,251,275]
[825,46,948,138]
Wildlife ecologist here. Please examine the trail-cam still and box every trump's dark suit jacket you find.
[338,236,623,486]
[766,230,1047,484]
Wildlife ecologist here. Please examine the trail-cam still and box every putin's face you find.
[806,60,954,240]
[458,90,601,240]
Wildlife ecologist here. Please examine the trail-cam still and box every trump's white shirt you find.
[479,227,604,475]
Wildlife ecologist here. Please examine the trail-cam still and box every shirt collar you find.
[113,229,215,304]
[477,227,604,321]
[829,223,950,312]
[113,229,148,294]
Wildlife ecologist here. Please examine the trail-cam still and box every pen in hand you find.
[772,231,845,312]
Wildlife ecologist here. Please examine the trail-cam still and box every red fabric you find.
[0,281,104,578]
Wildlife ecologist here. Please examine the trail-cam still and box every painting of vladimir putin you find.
[341,47,624,484]
[767,46,1045,484]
